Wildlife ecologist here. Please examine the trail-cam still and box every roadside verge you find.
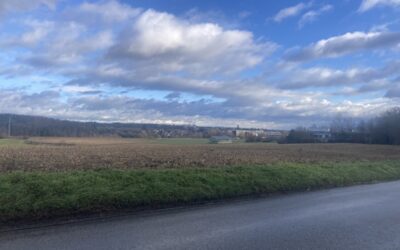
[1,161,400,223]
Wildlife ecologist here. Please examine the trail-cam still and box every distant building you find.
[234,129,265,138]
[209,136,233,144]
[234,129,285,140]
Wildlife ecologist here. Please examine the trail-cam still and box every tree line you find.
[0,114,233,138]
[286,107,400,145]
[2,108,400,145]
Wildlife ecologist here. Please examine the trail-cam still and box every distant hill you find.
[0,114,231,138]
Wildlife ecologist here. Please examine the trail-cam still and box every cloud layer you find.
[285,31,400,61]
[0,1,400,128]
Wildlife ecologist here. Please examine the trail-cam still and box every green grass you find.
[2,161,400,222]
[0,139,26,147]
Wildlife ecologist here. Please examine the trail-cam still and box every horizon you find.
[1,112,292,130]
[1,0,400,129]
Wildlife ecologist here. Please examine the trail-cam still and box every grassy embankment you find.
[1,161,400,222]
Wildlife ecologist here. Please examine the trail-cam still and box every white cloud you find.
[0,19,54,47]
[73,0,141,23]
[20,21,114,67]
[359,0,400,12]
[238,11,251,19]
[298,5,333,28]
[108,9,275,75]
[285,31,400,61]
[276,61,400,90]
[20,20,53,45]
[273,2,309,22]
[0,0,55,16]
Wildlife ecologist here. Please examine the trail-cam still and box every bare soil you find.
[1,137,400,172]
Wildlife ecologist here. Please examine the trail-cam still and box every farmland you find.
[1,137,400,172]
[2,137,400,223]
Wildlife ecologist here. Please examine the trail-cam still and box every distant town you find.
[1,107,400,145]
[0,113,287,141]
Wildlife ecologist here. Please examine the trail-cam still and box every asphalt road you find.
[2,181,400,250]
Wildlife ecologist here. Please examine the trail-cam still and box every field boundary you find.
[2,161,400,225]
[1,179,396,233]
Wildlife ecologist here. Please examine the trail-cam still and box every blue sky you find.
[1,0,400,128]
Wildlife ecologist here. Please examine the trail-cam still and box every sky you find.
[1,0,400,129]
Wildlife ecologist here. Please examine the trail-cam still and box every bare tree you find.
[371,107,400,145]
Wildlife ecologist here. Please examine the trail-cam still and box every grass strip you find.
[1,161,400,222]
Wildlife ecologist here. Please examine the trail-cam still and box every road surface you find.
[2,181,400,250]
